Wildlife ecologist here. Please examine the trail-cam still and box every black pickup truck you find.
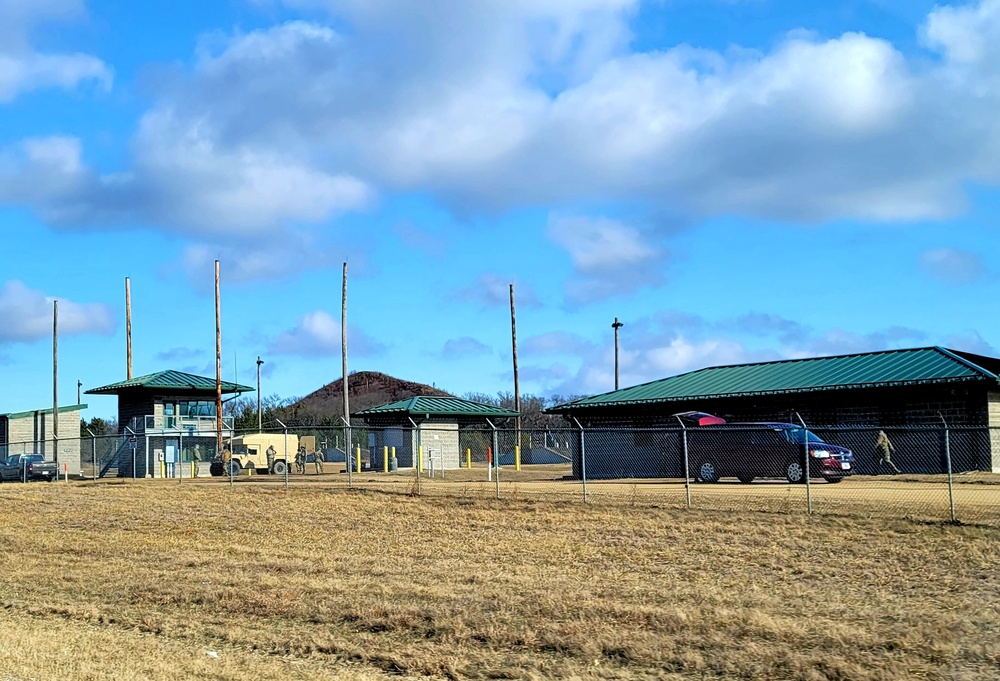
[0,454,59,482]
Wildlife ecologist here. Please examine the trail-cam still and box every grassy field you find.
[0,482,997,680]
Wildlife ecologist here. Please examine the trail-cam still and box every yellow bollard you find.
[160,460,165,479]
[466,448,471,469]
[191,461,196,478]
[383,446,389,473]
[515,445,521,471]
[355,446,362,474]
[417,445,423,474]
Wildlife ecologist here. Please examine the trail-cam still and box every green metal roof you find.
[2,404,88,419]
[354,396,519,419]
[85,370,253,396]
[549,347,1000,412]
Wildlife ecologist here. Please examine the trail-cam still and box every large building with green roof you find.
[549,347,1000,476]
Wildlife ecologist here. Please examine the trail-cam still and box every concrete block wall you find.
[4,410,83,474]
[988,392,1000,473]
[420,422,460,470]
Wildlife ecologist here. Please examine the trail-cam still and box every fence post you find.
[486,419,499,499]
[939,413,956,523]
[408,417,421,496]
[794,413,812,515]
[572,417,587,503]
[674,416,691,509]
[87,429,97,481]
[276,419,289,491]
[341,417,353,489]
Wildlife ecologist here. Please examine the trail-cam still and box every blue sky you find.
[3,0,1000,420]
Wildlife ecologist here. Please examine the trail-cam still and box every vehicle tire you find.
[737,474,754,484]
[272,460,288,476]
[785,460,806,484]
[225,460,242,477]
[822,476,843,484]
[697,460,720,484]
[209,462,224,477]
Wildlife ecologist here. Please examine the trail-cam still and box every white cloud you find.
[0,0,111,103]
[9,1,1000,242]
[174,230,350,289]
[919,247,986,283]
[268,310,386,357]
[0,280,115,343]
[441,337,492,359]
[548,214,667,303]
[452,274,542,309]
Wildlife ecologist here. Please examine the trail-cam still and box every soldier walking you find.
[875,430,901,475]
[266,444,276,474]
[312,446,324,474]
[295,446,306,475]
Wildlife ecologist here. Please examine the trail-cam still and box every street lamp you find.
[612,317,624,390]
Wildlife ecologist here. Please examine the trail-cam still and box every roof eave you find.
[547,374,991,412]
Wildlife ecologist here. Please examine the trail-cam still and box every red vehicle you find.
[685,421,855,484]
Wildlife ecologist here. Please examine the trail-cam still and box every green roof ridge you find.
[549,346,997,412]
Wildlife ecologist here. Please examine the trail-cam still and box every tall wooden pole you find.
[342,262,351,483]
[215,260,223,460]
[256,356,263,433]
[510,284,521,436]
[612,317,624,390]
[341,263,349,423]
[53,300,59,465]
[125,277,132,380]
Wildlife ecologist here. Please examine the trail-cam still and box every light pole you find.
[612,317,624,390]
[256,356,264,432]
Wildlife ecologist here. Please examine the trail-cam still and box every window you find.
[179,401,216,418]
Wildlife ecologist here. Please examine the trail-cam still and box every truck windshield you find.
[776,427,825,445]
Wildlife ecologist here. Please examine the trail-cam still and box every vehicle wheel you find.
[272,460,288,476]
[737,474,754,484]
[225,460,242,477]
[209,462,224,477]
[785,461,806,484]
[697,460,720,484]
[822,476,843,484]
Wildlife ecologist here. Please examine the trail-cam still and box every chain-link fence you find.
[3,422,998,526]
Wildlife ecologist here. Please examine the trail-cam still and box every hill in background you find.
[283,371,452,423]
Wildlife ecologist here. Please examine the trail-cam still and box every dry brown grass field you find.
[0,482,997,680]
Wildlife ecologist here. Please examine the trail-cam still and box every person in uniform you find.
[266,444,277,473]
[875,430,901,475]
[295,446,306,475]
[312,446,324,474]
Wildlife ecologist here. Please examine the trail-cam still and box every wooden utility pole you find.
[341,262,350,425]
[53,300,59,465]
[342,262,351,483]
[612,317,624,390]
[125,277,132,380]
[215,260,223,460]
[510,284,521,435]
[256,356,264,433]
